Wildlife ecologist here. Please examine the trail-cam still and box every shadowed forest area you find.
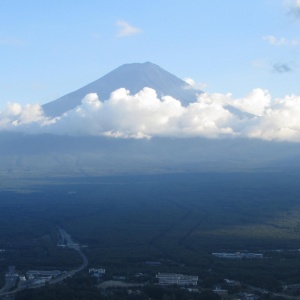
[1,172,300,298]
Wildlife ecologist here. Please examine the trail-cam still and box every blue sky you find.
[1,0,300,107]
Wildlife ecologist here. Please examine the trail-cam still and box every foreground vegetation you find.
[0,172,300,298]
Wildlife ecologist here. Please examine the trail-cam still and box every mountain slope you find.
[42,62,201,117]
[1,132,300,178]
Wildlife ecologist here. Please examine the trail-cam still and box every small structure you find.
[239,292,259,300]
[156,273,198,286]
[224,278,241,286]
[213,287,228,297]
[26,270,61,278]
[19,276,26,282]
[89,268,105,278]
[212,252,263,259]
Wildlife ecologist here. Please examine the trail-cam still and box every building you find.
[26,270,61,278]
[156,273,198,286]
[224,278,241,286]
[213,287,228,297]
[88,268,105,278]
[212,252,263,259]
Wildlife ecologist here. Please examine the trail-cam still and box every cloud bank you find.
[2,87,300,142]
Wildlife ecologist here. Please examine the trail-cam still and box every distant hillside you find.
[1,132,300,178]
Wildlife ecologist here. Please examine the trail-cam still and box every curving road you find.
[0,227,88,297]
[29,228,88,287]
[0,275,18,294]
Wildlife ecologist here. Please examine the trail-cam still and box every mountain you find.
[42,62,202,117]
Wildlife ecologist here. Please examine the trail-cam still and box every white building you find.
[89,268,105,278]
[156,273,198,286]
[212,252,263,259]
[26,270,61,278]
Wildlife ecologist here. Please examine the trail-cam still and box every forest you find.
[0,172,300,299]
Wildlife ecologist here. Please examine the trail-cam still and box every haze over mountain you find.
[42,62,202,117]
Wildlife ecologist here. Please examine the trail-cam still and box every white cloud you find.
[4,87,300,142]
[116,20,142,37]
[229,89,271,116]
[248,95,300,141]
[264,35,287,46]
[183,77,208,90]
[0,102,54,130]
[183,78,195,87]
[263,35,300,46]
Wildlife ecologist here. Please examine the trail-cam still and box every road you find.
[0,228,88,297]
[0,275,18,294]
[49,247,88,285]
[29,228,88,287]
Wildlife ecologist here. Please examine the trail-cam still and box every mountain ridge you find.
[42,62,202,117]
